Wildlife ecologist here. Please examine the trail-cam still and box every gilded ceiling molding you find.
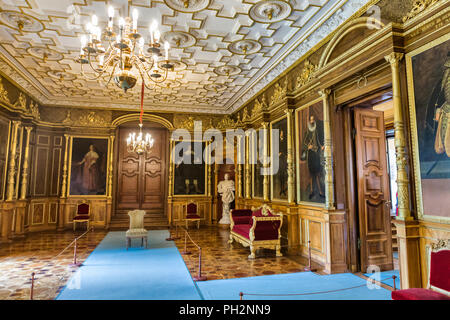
[402,0,442,23]
[112,114,174,130]
[249,1,293,23]
[163,0,211,13]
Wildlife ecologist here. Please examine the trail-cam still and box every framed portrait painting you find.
[270,117,288,201]
[173,141,207,196]
[295,100,325,205]
[406,34,450,221]
[69,137,109,196]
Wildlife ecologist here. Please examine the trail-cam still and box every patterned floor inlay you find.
[0,230,107,300]
[172,226,313,281]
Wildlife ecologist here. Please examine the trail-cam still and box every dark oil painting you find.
[410,38,450,218]
[70,138,108,196]
[173,141,206,195]
[297,102,325,204]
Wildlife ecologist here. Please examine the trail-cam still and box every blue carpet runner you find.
[56,230,202,300]
[196,272,392,300]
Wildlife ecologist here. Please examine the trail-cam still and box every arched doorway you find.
[110,116,173,228]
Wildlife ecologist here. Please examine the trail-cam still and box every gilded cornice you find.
[269,78,288,108]
[402,0,442,23]
[295,60,318,90]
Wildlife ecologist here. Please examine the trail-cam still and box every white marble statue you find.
[217,173,235,225]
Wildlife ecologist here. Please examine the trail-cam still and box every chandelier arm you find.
[135,62,154,91]
[80,61,107,81]
[104,62,118,88]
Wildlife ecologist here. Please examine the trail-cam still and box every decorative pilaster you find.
[237,136,243,198]
[262,122,270,202]
[19,127,33,200]
[168,139,174,198]
[319,89,335,210]
[285,109,295,204]
[245,134,251,199]
[58,134,70,231]
[6,121,20,201]
[386,52,420,290]
[107,135,115,198]
[385,52,412,220]
[60,134,70,199]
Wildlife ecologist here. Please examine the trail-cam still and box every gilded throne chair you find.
[392,239,450,300]
[126,210,148,250]
[73,202,90,231]
[228,204,283,259]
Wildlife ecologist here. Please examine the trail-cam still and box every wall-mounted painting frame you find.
[251,128,264,199]
[406,32,450,223]
[295,98,326,207]
[0,117,11,201]
[172,140,208,197]
[270,115,288,202]
[68,136,110,197]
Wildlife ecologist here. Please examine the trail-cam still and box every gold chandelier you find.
[126,83,154,155]
[78,6,175,92]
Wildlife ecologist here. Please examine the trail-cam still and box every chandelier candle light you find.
[127,82,155,155]
[78,6,174,92]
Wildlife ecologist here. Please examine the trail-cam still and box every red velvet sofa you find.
[392,240,450,300]
[228,204,283,259]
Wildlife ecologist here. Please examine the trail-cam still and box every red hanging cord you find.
[140,81,145,125]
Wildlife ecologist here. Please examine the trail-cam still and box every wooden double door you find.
[115,126,168,214]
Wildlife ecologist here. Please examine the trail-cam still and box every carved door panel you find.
[354,108,393,272]
[116,127,167,213]
[141,129,166,212]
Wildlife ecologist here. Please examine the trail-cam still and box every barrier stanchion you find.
[69,238,82,267]
[240,292,244,301]
[392,275,397,291]
[166,222,180,241]
[303,240,316,272]
[30,272,35,300]
[193,247,207,281]
[181,231,192,255]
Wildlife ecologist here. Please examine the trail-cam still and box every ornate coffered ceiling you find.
[0,0,370,114]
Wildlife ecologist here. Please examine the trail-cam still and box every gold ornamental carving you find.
[269,78,288,107]
[216,115,236,130]
[253,94,268,116]
[0,78,10,104]
[296,60,318,89]
[402,0,442,23]
[14,92,27,111]
[76,112,109,127]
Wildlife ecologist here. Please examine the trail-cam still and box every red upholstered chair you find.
[392,240,450,300]
[73,202,90,231]
[185,202,200,229]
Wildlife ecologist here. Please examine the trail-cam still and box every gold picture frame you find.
[67,135,111,198]
[295,97,326,208]
[171,140,209,197]
[405,32,450,223]
[251,127,264,200]
[0,118,11,201]
[270,114,289,202]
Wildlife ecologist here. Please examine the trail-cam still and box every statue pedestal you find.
[219,223,230,229]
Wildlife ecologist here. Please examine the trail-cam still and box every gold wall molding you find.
[402,0,442,23]
[77,112,109,127]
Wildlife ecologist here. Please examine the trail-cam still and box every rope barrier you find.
[29,226,95,300]
[239,276,397,300]
[179,227,207,281]
[166,221,181,241]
